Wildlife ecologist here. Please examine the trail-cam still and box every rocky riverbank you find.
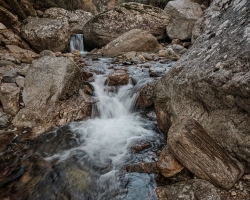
[0,0,250,199]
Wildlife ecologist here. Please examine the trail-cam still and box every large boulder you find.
[164,0,203,40]
[43,8,93,33]
[83,2,170,49]
[168,117,244,189]
[99,29,163,57]
[13,56,91,135]
[20,17,70,52]
[154,0,250,171]
[156,179,221,200]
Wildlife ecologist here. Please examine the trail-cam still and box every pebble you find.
[231,191,236,196]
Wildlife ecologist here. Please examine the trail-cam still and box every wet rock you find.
[0,83,20,115]
[13,56,86,134]
[130,142,151,153]
[100,29,163,57]
[2,69,19,83]
[40,50,56,57]
[136,81,156,107]
[125,162,157,174]
[108,70,129,86]
[0,110,10,128]
[156,146,184,178]
[83,2,170,49]
[155,0,250,172]
[156,179,221,200]
[20,17,70,52]
[168,117,244,189]
[164,0,203,40]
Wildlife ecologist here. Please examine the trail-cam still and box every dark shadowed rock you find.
[168,117,244,189]
[155,0,250,172]
[83,2,170,49]
[0,109,10,127]
[0,6,18,27]
[100,29,163,57]
[156,179,221,200]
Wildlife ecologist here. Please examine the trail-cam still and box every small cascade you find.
[70,34,87,55]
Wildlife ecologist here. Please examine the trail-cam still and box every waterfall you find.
[70,34,87,55]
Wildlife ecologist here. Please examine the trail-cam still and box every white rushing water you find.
[43,59,169,200]
[70,34,87,55]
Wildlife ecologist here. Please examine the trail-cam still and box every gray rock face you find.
[156,179,221,200]
[100,29,163,57]
[164,0,203,40]
[168,117,244,189]
[43,8,93,33]
[83,2,170,49]
[154,0,250,172]
[20,17,70,52]
[0,83,20,115]
[13,56,88,134]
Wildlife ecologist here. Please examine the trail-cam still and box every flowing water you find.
[0,57,174,199]
[70,34,87,55]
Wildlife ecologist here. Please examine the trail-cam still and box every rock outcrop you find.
[20,17,70,52]
[168,117,244,189]
[164,0,203,40]
[99,29,163,57]
[154,0,250,171]
[43,8,93,33]
[20,8,93,52]
[83,2,170,49]
[13,56,92,135]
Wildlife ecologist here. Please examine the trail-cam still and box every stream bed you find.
[0,56,174,200]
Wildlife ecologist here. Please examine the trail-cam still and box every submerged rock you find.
[168,117,244,189]
[100,29,163,57]
[156,179,221,200]
[83,2,170,49]
[155,0,250,171]
[164,0,203,40]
